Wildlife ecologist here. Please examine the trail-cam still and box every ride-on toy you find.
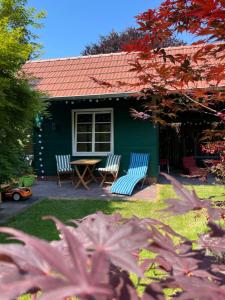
[3,186,32,201]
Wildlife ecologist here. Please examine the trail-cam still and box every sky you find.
[28,0,192,59]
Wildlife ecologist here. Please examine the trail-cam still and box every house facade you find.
[24,45,224,180]
[24,52,159,180]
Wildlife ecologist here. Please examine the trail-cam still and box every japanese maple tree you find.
[92,0,225,179]
[123,0,225,116]
[0,174,225,299]
[120,0,225,180]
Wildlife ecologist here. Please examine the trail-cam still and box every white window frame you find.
[72,108,114,156]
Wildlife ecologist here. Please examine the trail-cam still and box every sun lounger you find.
[111,152,149,195]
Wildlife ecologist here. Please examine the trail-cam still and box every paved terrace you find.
[0,174,220,224]
[31,180,157,201]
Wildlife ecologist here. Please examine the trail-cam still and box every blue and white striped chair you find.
[55,154,73,186]
[111,152,150,196]
[97,154,121,186]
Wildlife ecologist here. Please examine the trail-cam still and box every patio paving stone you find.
[31,180,158,201]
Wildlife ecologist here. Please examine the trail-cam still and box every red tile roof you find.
[23,45,224,98]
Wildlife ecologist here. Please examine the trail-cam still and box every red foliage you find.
[0,175,225,299]
[201,141,225,155]
[123,0,225,179]
[122,0,225,112]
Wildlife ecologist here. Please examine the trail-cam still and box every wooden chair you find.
[182,156,207,177]
[97,154,121,187]
[55,154,73,187]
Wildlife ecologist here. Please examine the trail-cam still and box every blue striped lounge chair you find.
[55,154,73,187]
[111,152,150,196]
[97,154,121,187]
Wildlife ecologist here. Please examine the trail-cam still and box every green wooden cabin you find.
[24,53,159,180]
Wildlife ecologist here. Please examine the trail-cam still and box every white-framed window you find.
[72,108,114,156]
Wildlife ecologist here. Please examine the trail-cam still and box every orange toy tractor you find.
[2,186,32,201]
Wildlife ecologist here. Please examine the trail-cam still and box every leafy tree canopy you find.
[93,1,225,180]
[82,27,184,55]
[0,0,46,183]
[125,0,225,180]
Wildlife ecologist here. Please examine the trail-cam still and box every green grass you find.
[160,183,225,202]
[1,183,224,242]
[158,183,225,239]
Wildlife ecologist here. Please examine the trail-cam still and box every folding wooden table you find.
[70,159,101,190]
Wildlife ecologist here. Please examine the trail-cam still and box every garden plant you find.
[94,0,225,181]
[0,174,225,299]
[0,0,46,184]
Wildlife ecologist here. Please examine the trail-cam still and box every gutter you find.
[44,92,138,101]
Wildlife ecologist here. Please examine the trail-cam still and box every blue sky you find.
[28,0,191,59]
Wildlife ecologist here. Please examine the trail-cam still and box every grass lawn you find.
[0,183,224,242]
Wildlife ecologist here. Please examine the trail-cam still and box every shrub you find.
[0,174,225,299]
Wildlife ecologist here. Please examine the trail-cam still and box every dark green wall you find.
[33,99,159,178]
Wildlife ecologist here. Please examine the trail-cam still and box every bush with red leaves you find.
[95,0,225,174]
[201,141,225,182]
[0,174,225,300]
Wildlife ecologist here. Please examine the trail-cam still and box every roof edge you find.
[46,92,137,100]
[27,43,211,63]
[27,51,134,63]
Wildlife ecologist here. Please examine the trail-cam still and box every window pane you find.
[77,114,92,123]
[74,111,112,154]
[95,113,111,123]
[77,143,92,152]
[95,143,111,152]
[77,133,92,142]
[77,124,92,132]
[95,123,110,132]
[95,133,110,142]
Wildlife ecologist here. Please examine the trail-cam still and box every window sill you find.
[73,152,112,157]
